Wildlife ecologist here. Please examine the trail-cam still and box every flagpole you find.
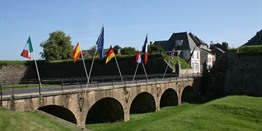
[33,53,42,95]
[142,63,148,81]
[132,63,139,84]
[114,56,123,82]
[88,48,97,85]
[163,59,171,78]
[80,50,89,90]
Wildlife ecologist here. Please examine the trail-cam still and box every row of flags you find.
[20,26,150,92]
[72,27,149,65]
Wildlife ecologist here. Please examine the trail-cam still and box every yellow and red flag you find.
[72,43,81,63]
[105,46,115,64]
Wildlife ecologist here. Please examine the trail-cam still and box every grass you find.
[2,83,59,90]
[0,60,28,65]
[165,56,192,69]
[0,96,261,130]
[237,45,262,55]
[87,96,262,131]
[0,108,77,131]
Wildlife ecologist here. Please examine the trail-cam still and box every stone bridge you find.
[1,77,202,127]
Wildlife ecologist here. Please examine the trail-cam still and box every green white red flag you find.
[21,37,33,60]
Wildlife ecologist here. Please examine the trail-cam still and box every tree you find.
[148,44,164,54]
[40,31,73,61]
[121,47,136,55]
[89,45,97,57]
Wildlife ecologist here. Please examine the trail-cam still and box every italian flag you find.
[21,37,33,60]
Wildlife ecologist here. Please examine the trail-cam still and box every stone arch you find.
[160,88,178,108]
[130,92,156,114]
[86,97,124,124]
[181,85,195,103]
[38,105,77,124]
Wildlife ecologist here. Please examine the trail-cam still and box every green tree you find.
[121,47,136,55]
[40,31,73,61]
[148,44,164,54]
[89,45,97,57]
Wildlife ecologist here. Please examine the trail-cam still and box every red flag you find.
[21,37,33,60]
[136,50,142,64]
[72,43,81,63]
[105,46,115,64]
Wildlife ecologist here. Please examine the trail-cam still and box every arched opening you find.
[130,92,156,114]
[86,97,124,124]
[182,86,195,103]
[160,88,178,108]
[38,105,77,124]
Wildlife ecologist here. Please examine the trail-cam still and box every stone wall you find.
[0,64,33,82]
[205,51,262,96]
[224,52,262,96]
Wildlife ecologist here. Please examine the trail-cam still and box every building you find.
[242,29,262,46]
[189,33,216,72]
[154,32,215,74]
[113,45,122,55]
[210,42,228,60]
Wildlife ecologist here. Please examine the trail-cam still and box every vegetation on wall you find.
[237,45,262,55]
[121,47,136,55]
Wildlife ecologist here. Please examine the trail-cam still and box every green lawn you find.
[0,108,77,131]
[87,96,262,131]
[1,83,59,90]
[1,96,261,131]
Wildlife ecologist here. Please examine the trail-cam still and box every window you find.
[197,52,199,59]
[175,40,183,46]
[194,63,199,73]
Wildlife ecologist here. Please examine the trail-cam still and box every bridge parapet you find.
[1,76,202,127]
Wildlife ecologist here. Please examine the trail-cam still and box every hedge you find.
[237,45,262,55]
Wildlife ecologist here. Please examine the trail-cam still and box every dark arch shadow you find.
[182,86,196,103]
[160,88,178,108]
[130,92,156,114]
[38,105,77,124]
[86,97,124,124]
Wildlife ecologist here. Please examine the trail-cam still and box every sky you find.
[0,0,262,60]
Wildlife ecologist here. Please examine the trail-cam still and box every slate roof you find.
[154,32,199,51]
[200,47,215,55]
[189,32,208,46]
[113,45,122,50]
[243,29,262,46]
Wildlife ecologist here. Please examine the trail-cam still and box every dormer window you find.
[175,40,183,46]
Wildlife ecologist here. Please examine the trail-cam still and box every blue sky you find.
[1,0,261,60]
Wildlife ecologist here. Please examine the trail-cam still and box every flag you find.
[21,36,33,60]
[96,26,104,59]
[187,46,196,63]
[72,43,81,63]
[170,46,175,59]
[142,34,148,64]
[135,50,142,64]
[105,46,115,64]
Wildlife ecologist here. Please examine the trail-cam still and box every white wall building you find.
[154,32,215,74]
